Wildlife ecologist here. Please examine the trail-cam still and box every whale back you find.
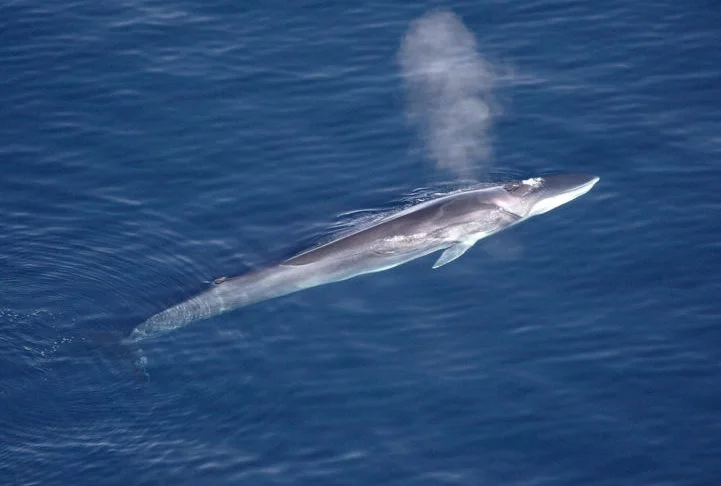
[283,191,500,266]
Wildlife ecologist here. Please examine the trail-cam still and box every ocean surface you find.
[2,1,721,485]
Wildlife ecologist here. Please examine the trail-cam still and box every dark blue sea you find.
[2,1,721,485]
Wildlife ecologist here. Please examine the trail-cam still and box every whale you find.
[128,173,599,344]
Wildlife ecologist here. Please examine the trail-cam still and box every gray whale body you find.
[129,174,599,343]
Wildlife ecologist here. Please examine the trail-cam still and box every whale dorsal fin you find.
[432,241,474,269]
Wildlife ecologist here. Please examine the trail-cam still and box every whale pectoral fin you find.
[432,241,474,269]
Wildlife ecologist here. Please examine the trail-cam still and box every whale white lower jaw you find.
[529,176,599,217]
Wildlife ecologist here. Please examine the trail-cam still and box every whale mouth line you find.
[498,206,522,220]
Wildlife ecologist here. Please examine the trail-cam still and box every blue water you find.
[2,1,720,484]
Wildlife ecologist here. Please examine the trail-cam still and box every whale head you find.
[495,173,599,219]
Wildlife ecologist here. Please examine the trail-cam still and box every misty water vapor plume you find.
[399,10,499,180]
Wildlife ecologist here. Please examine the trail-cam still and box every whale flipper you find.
[432,241,474,269]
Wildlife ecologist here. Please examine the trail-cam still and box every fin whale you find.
[128,174,599,344]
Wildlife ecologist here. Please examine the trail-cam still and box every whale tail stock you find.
[120,335,150,382]
[79,327,150,383]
